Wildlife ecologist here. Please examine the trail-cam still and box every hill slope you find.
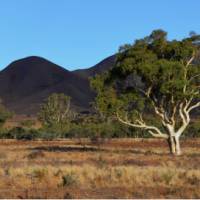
[0,56,95,114]
[73,55,115,78]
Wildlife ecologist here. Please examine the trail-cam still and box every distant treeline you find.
[0,90,199,140]
[0,113,199,140]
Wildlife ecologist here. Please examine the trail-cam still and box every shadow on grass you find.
[29,145,107,153]
[29,145,172,157]
[28,144,200,158]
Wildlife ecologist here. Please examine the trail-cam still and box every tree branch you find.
[189,74,200,82]
[186,56,195,67]
[183,56,195,93]
[179,102,187,124]
[187,101,200,113]
[116,112,168,138]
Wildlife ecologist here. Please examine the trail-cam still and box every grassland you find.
[0,138,199,198]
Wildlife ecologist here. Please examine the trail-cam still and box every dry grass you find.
[3,115,42,129]
[0,138,199,198]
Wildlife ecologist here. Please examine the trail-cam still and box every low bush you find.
[8,127,39,140]
[20,120,36,128]
[0,117,199,140]
[32,168,48,180]
[27,150,45,159]
[184,121,200,138]
[61,172,79,187]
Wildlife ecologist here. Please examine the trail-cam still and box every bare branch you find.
[138,89,172,126]
[148,130,168,138]
[179,102,187,124]
[61,100,71,120]
[175,100,191,137]
[176,108,190,137]
[186,56,195,68]
[170,104,177,126]
[116,112,168,138]
[138,85,152,98]
[183,56,195,93]
[187,101,200,113]
[189,74,200,82]
[181,104,190,125]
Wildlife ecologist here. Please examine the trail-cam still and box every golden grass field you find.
[0,138,199,198]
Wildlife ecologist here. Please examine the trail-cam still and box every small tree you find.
[38,93,72,128]
[91,30,200,155]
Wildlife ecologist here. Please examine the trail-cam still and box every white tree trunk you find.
[168,136,176,155]
[168,135,181,155]
[174,135,181,155]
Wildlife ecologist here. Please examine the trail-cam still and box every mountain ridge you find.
[0,55,115,114]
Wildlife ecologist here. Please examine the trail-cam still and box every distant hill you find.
[73,55,115,78]
[0,55,115,114]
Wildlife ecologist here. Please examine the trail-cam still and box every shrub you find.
[96,155,107,168]
[160,170,175,185]
[61,172,78,187]
[27,150,45,159]
[0,128,10,139]
[7,127,39,140]
[7,127,26,139]
[21,120,36,128]
[63,192,73,199]
[39,123,70,139]
[184,121,200,138]
[32,168,48,180]
[0,100,13,127]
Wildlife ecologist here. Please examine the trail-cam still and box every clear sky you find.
[0,0,200,70]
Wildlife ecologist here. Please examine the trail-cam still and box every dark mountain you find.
[73,55,115,78]
[0,55,115,115]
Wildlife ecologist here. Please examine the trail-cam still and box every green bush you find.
[40,123,70,138]
[7,127,39,140]
[61,172,78,187]
[65,120,157,139]
[0,116,199,140]
[0,101,13,127]
[184,121,200,138]
[21,120,36,128]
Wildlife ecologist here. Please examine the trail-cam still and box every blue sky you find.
[0,0,200,70]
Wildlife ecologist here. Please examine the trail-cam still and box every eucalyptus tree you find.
[91,30,200,155]
[39,93,71,127]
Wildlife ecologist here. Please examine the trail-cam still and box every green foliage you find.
[184,120,200,138]
[39,123,70,139]
[38,93,72,127]
[90,74,118,116]
[0,127,39,140]
[7,127,38,140]
[91,29,200,136]
[32,168,48,180]
[160,169,175,185]
[20,120,35,128]
[0,99,12,126]
[67,116,152,139]
[0,117,199,139]
[61,172,78,187]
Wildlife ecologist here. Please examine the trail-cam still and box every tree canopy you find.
[38,93,72,127]
[91,29,200,155]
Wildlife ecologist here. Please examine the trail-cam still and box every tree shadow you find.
[29,145,172,156]
[29,145,107,153]
[115,149,170,156]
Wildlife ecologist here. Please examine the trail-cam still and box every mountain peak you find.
[0,54,115,114]
[17,55,46,61]
[4,56,64,71]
